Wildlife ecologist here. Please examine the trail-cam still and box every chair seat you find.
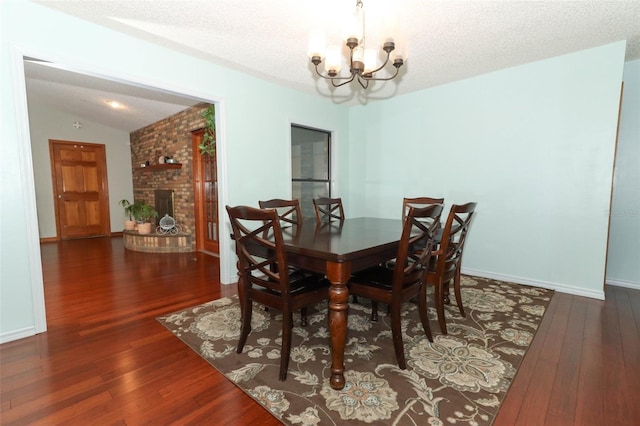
[351,266,394,289]
[253,272,329,297]
[351,266,424,304]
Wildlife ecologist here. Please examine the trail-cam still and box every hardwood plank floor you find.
[1,237,638,425]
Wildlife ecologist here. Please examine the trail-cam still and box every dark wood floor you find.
[1,237,638,425]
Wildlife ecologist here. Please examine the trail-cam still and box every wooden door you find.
[50,140,111,240]
[192,130,219,254]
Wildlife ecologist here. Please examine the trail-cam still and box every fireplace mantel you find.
[135,163,182,172]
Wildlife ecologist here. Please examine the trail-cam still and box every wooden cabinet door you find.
[50,140,111,239]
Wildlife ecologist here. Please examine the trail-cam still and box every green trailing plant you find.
[199,104,216,156]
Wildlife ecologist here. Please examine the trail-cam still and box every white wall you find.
[349,42,626,299]
[606,60,640,289]
[27,100,135,237]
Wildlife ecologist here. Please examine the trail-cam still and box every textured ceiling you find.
[26,0,640,131]
[24,60,200,132]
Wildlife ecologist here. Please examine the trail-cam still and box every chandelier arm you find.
[362,65,401,82]
[314,63,357,82]
[364,52,393,76]
[331,73,357,87]
[356,74,369,89]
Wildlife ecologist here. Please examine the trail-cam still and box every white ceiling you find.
[26,0,640,132]
[24,60,201,132]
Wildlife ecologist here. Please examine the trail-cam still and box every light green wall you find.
[606,60,640,287]
[1,0,349,341]
[27,100,135,237]
[349,42,626,297]
[0,0,629,342]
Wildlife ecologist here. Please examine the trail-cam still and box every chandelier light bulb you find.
[344,2,364,43]
[308,30,326,59]
[352,45,365,64]
[392,34,409,61]
[363,48,377,73]
[325,47,342,74]
[381,13,398,44]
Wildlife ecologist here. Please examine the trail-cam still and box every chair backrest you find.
[434,202,477,282]
[259,199,302,225]
[313,197,345,224]
[393,204,444,292]
[402,197,444,223]
[226,205,291,294]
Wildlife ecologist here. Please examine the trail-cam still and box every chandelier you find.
[307,0,407,89]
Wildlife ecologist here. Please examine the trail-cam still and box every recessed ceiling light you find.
[106,100,122,109]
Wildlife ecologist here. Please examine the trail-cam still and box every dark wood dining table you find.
[281,217,405,390]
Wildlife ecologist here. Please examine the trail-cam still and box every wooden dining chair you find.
[370,196,446,321]
[348,204,443,369]
[425,202,477,334]
[226,205,330,381]
[259,198,302,226]
[402,197,444,223]
[313,197,345,224]
[259,197,318,289]
[402,196,445,253]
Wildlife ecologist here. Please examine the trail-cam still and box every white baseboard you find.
[605,278,640,290]
[0,326,36,344]
[462,267,606,300]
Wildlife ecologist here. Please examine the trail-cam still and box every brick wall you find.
[129,102,210,251]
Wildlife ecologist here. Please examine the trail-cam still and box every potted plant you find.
[198,104,216,156]
[119,199,137,231]
[131,201,158,235]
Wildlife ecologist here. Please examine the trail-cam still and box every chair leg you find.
[300,307,308,326]
[279,311,293,381]
[418,284,433,342]
[453,268,465,317]
[435,282,448,335]
[390,301,406,369]
[443,280,451,304]
[237,295,253,353]
[371,301,379,322]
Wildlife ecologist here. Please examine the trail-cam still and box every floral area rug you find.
[157,276,553,425]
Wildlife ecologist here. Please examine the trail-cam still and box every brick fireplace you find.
[128,102,211,252]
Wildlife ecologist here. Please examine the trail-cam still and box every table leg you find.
[326,261,351,390]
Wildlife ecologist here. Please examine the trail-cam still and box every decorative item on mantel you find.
[156,214,182,235]
[159,156,178,164]
[198,104,216,156]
